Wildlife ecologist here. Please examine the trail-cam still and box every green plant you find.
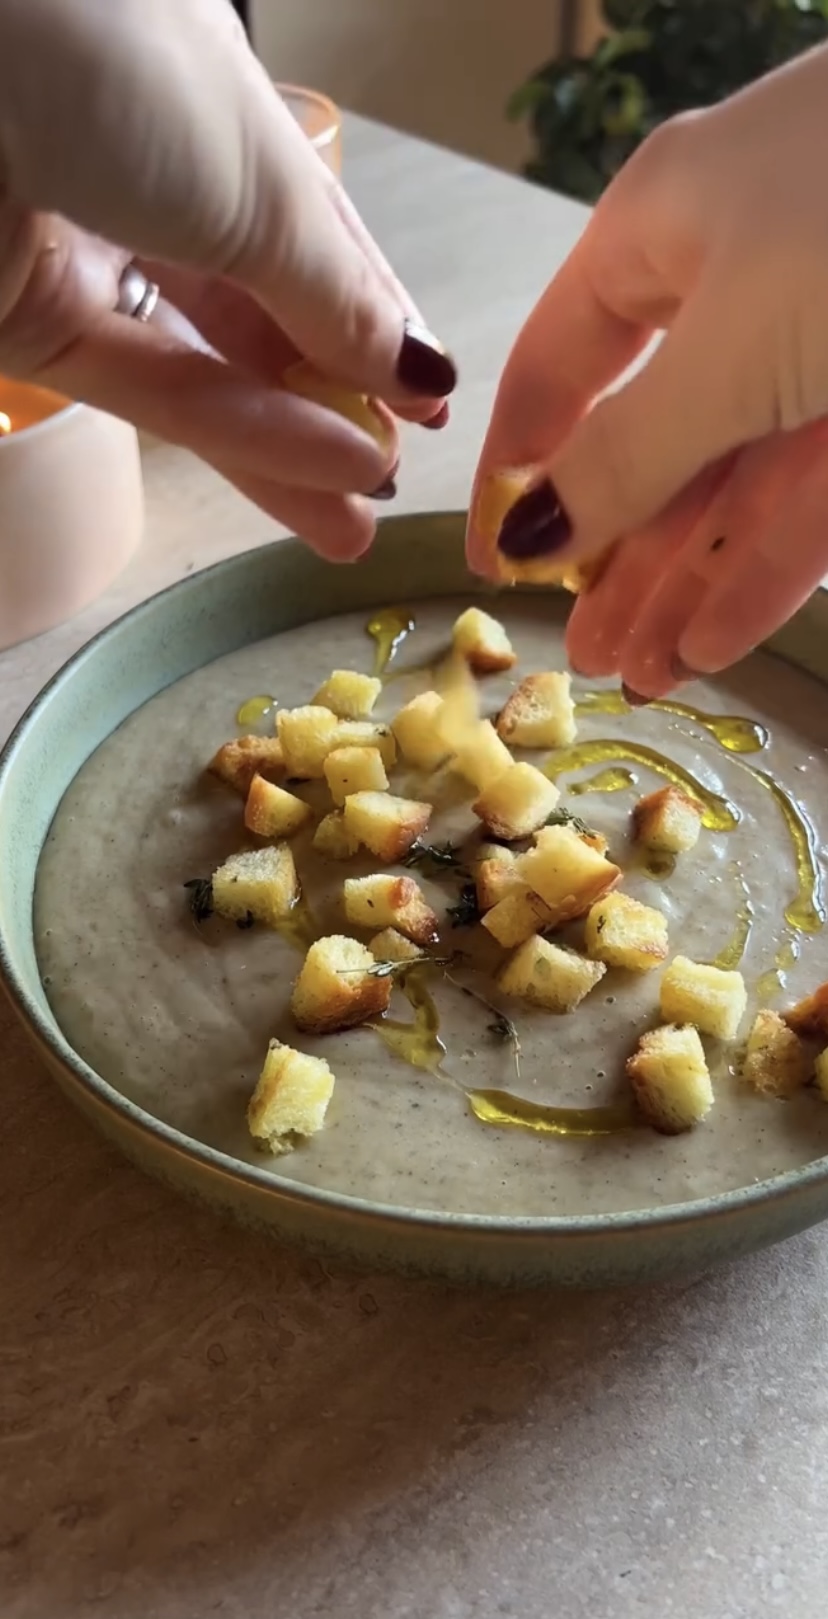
[510,0,828,203]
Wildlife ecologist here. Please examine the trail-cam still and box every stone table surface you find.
[1,115,826,1619]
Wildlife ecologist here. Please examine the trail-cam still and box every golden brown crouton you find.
[475,467,599,591]
[497,935,606,1012]
[247,1040,335,1154]
[584,892,669,972]
[368,927,424,964]
[814,1048,828,1102]
[472,762,561,841]
[323,745,388,806]
[291,935,391,1034]
[481,886,555,949]
[244,774,312,839]
[742,1009,813,1099]
[496,671,576,748]
[451,606,516,673]
[784,982,828,1040]
[331,720,397,770]
[627,1024,713,1134]
[312,669,382,719]
[212,845,299,927]
[208,735,285,795]
[312,810,361,861]
[659,956,746,1041]
[517,824,621,924]
[452,720,513,790]
[632,786,703,853]
[435,651,479,754]
[276,705,339,778]
[475,848,522,912]
[343,790,432,862]
[391,691,449,772]
[343,874,439,944]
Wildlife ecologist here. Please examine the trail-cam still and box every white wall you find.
[251,0,573,171]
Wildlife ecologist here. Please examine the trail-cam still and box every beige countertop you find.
[1,116,826,1619]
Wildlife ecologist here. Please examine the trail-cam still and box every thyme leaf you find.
[402,838,461,872]
[184,877,214,923]
[447,882,481,929]
[544,807,595,838]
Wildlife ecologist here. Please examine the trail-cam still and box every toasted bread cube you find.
[291,935,391,1034]
[208,735,285,796]
[473,762,561,841]
[814,1048,828,1102]
[784,982,828,1040]
[452,720,514,790]
[276,705,339,779]
[368,927,424,965]
[247,1040,335,1154]
[313,810,361,861]
[584,892,668,972]
[332,720,397,770]
[324,745,388,806]
[435,651,479,753]
[517,824,621,922]
[497,935,606,1012]
[244,774,312,839]
[391,691,449,772]
[343,874,439,945]
[633,786,703,853]
[212,844,299,927]
[343,790,431,862]
[475,848,522,912]
[476,466,597,591]
[627,1024,713,1134]
[482,886,555,949]
[496,671,576,748]
[312,669,382,719]
[742,1009,812,1099]
[660,955,746,1041]
[451,606,516,673]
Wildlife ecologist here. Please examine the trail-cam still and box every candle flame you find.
[0,412,11,435]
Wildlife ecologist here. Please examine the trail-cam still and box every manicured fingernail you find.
[621,682,651,708]
[369,476,397,500]
[496,479,572,560]
[397,320,458,397]
[422,402,450,430]
[670,655,698,683]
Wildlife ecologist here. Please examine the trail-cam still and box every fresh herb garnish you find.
[544,807,595,838]
[403,838,461,872]
[236,911,255,930]
[184,877,214,923]
[347,955,453,981]
[447,882,481,929]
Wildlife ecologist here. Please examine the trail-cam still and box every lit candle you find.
[0,377,69,436]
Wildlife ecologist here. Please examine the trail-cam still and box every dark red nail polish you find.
[422,402,450,430]
[621,682,651,707]
[496,479,572,560]
[369,476,397,500]
[397,320,457,398]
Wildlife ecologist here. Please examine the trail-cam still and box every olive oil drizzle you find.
[710,866,755,970]
[466,1089,637,1138]
[275,896,319,951]
[235,694,276,727]
[570,766,635,796]
[757,937,801,1003]
[370,967,447,1076]
[365,607,415,677]
[576,690,768,754]
[545,739,740,831]
[742,767,824,933]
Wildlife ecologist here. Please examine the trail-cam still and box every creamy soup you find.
[34,596,828,1217]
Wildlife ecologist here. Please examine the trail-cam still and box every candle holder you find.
[0,383,143,652]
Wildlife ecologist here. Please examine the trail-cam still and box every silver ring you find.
[116,263,160,323]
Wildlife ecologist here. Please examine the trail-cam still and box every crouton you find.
[626,1024,713,1134]
[391,691,449,772]
[517,824,621,923]
[633,785,703,853]
[660,955,747,1041]
[343,790,431,862]
[473,762,561,841]
[475,847,522,912]
[481,886,555,949]
[276,705,339,778]
[452,720,514,790]
[435,651,479,753]
[497,935,606,1012]
[291,934,391,1034]
[244,774,312,839]
[451,606,516,673]
[584,892,669,972]
[247,1040,335,1154]
[343,874,439,945]
[212,844,299,927]
[814,1048,828,1102]
[496,671,576,748]
[475,466,598,591]
[742,1009,812,1099]
[331,720,397,770]
[368,927,424,964]
[312,669,382,719]
[312,810,360,861]
[283,360,393,453]
[324,745,388,806]
[784,982,828,1040]
[208,735,285,795]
